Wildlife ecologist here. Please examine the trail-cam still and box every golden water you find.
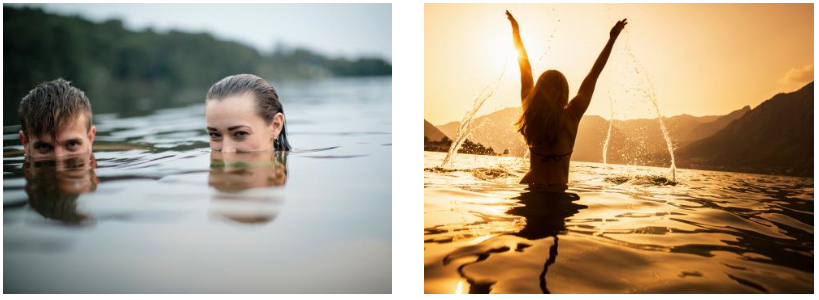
[425,151,813,293]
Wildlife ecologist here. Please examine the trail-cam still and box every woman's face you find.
[205,93,282,152]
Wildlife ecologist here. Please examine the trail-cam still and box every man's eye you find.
[67,141,80,148]
[35,144,52,151]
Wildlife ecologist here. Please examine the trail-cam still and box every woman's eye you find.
[233,131,249,138]
[209,133,222,140]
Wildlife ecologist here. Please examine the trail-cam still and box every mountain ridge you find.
[677,82,813,176]
[426,82,813,177]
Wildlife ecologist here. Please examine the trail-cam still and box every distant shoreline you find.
[423,151,813,179]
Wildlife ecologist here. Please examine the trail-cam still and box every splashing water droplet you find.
[625,44,677,181]
[602,87,614,169]
[441,60,508,167]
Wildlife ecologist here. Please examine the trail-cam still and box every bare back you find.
[520,106,581,186]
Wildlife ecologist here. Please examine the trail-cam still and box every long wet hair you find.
[206,74,292,151]
[515,70,570,146]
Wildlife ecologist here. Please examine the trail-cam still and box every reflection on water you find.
[209,151,288,192]
[209,151,288,224]
[4,77,391,293]
[22,154,99,225]
[424,151,813,294]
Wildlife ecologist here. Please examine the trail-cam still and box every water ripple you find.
[424,151,813,293]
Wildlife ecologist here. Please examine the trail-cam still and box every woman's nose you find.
[221,141,237,153]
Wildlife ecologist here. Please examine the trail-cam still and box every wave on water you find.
[425,166,515,181]
[289,146,340,153]
[424,151,813,293]
[424,165,677,186]
[604,173,678,186]
[424,165,678,186]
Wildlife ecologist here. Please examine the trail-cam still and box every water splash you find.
[440,60,508,167]
[626,48,676,181]
[617,33,676,181]
[605,4,675,180]
[604,173,677,186]
[424,166,514,182]
[535,6,559,64]
[602,87,614,168]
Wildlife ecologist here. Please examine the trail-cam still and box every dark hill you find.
[678,82,814,177]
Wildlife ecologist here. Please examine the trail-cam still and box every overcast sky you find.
[9,3,391,61]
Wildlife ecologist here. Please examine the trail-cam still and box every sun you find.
[487,30,519,67]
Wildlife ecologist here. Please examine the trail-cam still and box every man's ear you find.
[19,130,29,155]
[87,125,97,150]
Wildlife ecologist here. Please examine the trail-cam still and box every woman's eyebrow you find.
[227,125,250,131]
[207,125,250,131]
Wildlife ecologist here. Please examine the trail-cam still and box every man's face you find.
[19,113,97,159]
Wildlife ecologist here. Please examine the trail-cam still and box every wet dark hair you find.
[18,78,92,141]
[206,74,291,151]
[516,70,570,145]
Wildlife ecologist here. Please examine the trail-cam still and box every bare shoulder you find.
[564,100,584,127]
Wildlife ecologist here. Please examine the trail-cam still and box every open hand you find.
[506,10,519,29]
[610,18,628,39]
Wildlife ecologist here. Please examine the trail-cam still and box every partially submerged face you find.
[205,92,283,152]
[17,78,96,160]
[19,112,96,160]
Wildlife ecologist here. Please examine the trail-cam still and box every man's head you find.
[18,79,96,159]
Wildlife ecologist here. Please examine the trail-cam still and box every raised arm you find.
[568,18,628,118]
[507,10,533,101]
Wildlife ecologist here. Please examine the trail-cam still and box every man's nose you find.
[53,147,67,157]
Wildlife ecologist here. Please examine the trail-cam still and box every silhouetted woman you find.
[507,10,626,187]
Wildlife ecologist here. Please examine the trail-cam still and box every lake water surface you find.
[4,77,392,293]
[424,151,813,293]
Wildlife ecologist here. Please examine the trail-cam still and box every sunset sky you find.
[425,3,813,125]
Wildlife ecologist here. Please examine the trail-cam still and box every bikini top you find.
[529,146,572,163]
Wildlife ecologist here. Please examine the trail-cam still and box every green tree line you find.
[4,6,391,125]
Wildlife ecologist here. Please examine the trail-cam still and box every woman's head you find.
[205,74,291,152]
[516,70,570,145]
